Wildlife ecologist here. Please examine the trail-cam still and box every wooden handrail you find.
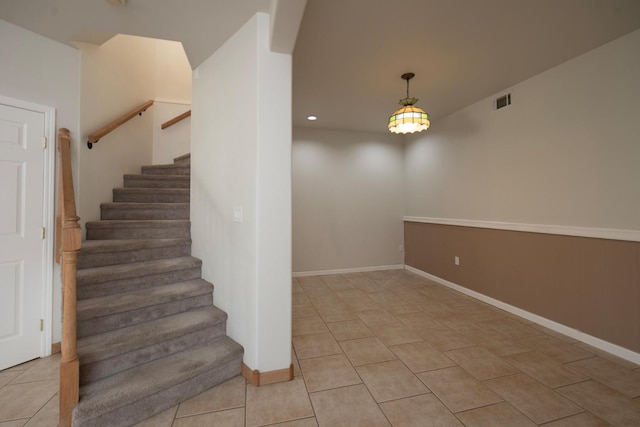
[57,128,81,427]
[86,100,154,149]
[161,110,191,129]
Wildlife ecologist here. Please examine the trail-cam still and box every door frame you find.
[0,94,56,358]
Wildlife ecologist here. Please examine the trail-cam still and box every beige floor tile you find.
[0,420,28,427]
[293,332,343,360]
[246,377,314,427]
[356,310,400,327]
[293,316,329,336]
[173,407,244,427]
[326,319,374,341]
[417,367,503,413]
[380,393,463,426]
[384,302,423,316]
[485,373,582,424]
[530,324,579,344]
[367,292,409,305]
[0,359,39,374]
[445,347,518,380]
[356,360,429,403]
[542,411,611,427]
[388,341,455,373]
[292,292,311,305]
[309,295,344,308]
[133,406,177,427]
[345,298,380,312]
[315,306,357,323]
[480,318,541,339]
[23,394,58,427]
[335,289,367,301]
[371,323,423,346]
[292,304,319,319]
[468,330,532,357]
[9,355,60,385]
[416,327,475,351]
[321,275,356,291]
[299,354,361,392]
[268,417,318,427]
[395,311,446,331]
[566,356,640,398]
[441,318,490,335]
[0,372,21,388]
[517,335,593,363]
[0,380,57,421]
[292,347,302,377]
[176,375,245,418]
[455,401,536,426]
[504,351,588,388]
[557,380,640,426]
[340,337,397,366]
[571,343,639,369]
[310,384,390,427]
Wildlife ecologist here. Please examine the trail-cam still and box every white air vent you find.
[495,93,511,110]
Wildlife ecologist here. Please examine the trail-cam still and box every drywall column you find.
[191,13,292,373]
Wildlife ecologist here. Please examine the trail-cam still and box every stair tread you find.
[123,174,189,180]
[74,337,242,422]
[78,307,227,364]
[80,238,191,253]
[100,202,190,209]
[85,219,190,228]
[77,279,212,320]
[77,256,201,285]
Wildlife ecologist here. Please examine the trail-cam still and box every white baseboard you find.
[405,265,640,365]
[292,264,404,278]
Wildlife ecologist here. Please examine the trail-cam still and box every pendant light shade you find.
[388,73,430,134]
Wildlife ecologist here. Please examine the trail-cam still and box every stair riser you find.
[80,323,226,385]
[113,190,190,203]
[86,224,190,240]
[100,207,190,221]
[141,166,190,175]
[73,354,241,427]
[78,244,191,269]
[78,267,202,299]
[123,176,189,189]
[78,293,213,338]
[173,154,191,164]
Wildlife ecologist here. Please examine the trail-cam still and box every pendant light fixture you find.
[388,72,430,134]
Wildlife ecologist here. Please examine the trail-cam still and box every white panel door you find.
[0,104,45,370]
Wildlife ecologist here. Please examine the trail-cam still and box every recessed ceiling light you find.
[306,115,317,121]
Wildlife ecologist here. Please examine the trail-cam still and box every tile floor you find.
[2,269,640,426]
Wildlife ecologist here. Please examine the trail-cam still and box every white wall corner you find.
[269,0,307,54]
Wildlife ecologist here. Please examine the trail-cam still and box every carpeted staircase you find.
[71,154,243,427]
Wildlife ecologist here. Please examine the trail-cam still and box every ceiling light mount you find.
[388,72,430,134]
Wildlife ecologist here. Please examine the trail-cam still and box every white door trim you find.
[0,94,56,358]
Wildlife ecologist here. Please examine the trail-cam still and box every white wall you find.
[152,40,192,164]
[292,128,405,273]
[77,35,156,225]
[405,29,640,231]
[191,13,292,373]
[0,19,80,344]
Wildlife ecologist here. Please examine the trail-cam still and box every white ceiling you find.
[293,0,640,132]
[1,0,640,134]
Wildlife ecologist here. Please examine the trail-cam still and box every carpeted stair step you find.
[78,238,191,269]
[173,153,190,164]
[141,164,190,175]
[72,337,243,427]
[85,219,190,240]
[77,257,202,299]
[123,174,189,188]
[112,187,190,203]
[77,279,213,338]
[78,307,227,384]
[100,202,190,220]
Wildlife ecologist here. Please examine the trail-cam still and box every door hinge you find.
[42,136,47,149]
[41,227,45,239]
[40,319,44,331]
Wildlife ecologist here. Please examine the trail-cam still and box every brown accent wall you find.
[404,221,640,353]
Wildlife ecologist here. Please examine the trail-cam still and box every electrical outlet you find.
[454,256,460,266]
